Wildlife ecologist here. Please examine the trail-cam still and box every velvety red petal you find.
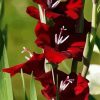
[67,47,83,60]
[26,6,40,20]
[74,74,89,95]
[65,10,79,20]
[3,53,45,77]
[46,10,62,19]
[33,0,47,8]
[35,22,51,48]
[44,46,69,64]
[70,41,85,47]
[66,0,83,20]
[41,85,56,100]
[35,33,51,48]
[34,22,50,37]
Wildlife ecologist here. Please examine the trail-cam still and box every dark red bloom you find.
[36,70,67,99]
[26,5,63,21]
[3,53,45,77]
[28,0,83,20]
[34,20,91,64]
[37,70,89,100]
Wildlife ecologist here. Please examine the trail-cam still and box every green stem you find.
[81,0,97,77]
[56,74,59,100]
[75,0,85,33]
[51,64,59,100]
[71,60,78,73]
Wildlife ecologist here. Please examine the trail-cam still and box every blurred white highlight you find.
[86,64,100,95]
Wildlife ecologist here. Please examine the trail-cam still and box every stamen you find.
[47,0,52,8]
[59,76,74,91]
[58,30,62,40]
[21,46,33,57]
[52,0,68,8]
[25,56,30,60]
[52,68,55,85]
[52,0,61,8]
[58,36,63,45]
[55,34,57,44]
[61,26,67,31]
[60,35,69,44]
[55,26,69,45]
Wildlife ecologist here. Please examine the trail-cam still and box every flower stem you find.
[75,0,85,33]
[71,60,78,73]
[56,74,59,100]
[81,0,97,77]
[51,64,59,100]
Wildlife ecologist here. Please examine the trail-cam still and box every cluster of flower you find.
[3,0,91,100]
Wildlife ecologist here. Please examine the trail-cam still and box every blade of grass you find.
[21,69,28,100]
[0,0,14,99]
[0,43,14,100]
[29,72,37,100]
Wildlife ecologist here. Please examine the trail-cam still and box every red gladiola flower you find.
[3,53,45,77]
[34,20,91,64]
[26,5,63,21]
[29,0,83,20]
[37,70,89,100]
[36,70,67,99]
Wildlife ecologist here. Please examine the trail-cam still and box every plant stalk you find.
[81,0,97,77]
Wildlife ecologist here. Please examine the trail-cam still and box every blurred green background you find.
[2,0,100,100]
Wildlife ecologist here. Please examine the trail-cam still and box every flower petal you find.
[26,6,40,20]
[3,53,45,77]
[44,46,70,64]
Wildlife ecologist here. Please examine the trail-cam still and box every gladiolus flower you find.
[28,0,83,20]
[34,20,91,64]
[37,70,89,100]
[3,53,45,77]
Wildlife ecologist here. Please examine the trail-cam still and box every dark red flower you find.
[26,5,63,21]
[37,70,89,100]
[34,20,91,64]
[36,70,67,99]
[3,53,45,77]
[30,0,83,20]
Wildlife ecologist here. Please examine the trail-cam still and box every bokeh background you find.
[3,0,100,100]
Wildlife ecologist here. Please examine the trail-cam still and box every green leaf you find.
[0,0,13,98]
[59,59,71,73]
[21,69,28,100]
[0,0,4,27]
[29,72,37,100]
[97,2,100,26]
[0,44,14,100]
[95,35,100,51]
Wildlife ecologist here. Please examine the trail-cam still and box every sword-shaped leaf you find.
[21,69,28,100]
[29,72,37,100]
